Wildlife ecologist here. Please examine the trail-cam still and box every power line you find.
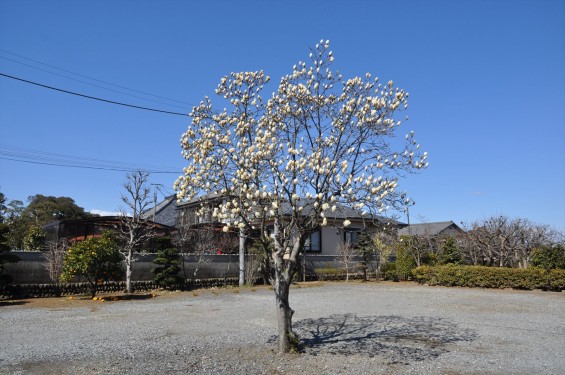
[0,55,191,110]
[0,73,189,117]
[0,145,182,174]
[0,48,192,106]
[0,145,176,171]
[0,156,181,174]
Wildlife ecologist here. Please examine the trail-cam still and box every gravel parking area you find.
[1,282,564,374]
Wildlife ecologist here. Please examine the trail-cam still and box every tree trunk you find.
[90,281,97,299]
[274,270,295,353]
[125,251,132,294]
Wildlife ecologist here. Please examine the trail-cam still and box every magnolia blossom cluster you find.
[175,40,427,238]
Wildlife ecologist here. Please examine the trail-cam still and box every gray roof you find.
[280,198,402,225]
[176,191,226,207]
[142,195,179,227]
[177,192,404,227]
[397,221,463,236]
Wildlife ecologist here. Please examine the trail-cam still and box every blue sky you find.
[1,0,564,231]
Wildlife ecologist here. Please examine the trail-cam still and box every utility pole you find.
[150,183,164,222]
[406,205,411,235]
[239,228,246,286]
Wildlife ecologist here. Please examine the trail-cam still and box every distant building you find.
[44,216,172,251]
[141,194,178,227]
[147,193,407,256]
[397,221,464,238]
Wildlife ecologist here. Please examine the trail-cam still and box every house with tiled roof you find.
[397,221,464,238]
[141,194,179,227]
[146,193,407,256]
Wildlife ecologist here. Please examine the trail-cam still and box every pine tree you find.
[355,230,376,281]
[153,238,182,290]
[437,237,462,265]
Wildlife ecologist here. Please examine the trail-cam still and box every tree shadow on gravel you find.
[289,314,478,364]
[0,300,28,306]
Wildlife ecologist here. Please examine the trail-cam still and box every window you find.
[344,229,360,245]
[304,230,322,253]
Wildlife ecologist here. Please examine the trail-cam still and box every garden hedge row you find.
[412,264,565,291]
[0,278,241,299]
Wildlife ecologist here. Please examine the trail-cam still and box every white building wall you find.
[320,222,366,255]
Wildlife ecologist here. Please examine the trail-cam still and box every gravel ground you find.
[1,282,564,374]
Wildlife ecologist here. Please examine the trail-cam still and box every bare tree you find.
[460,216,558,268]
[336,241,358,282]
[458,226,484,265]
[510,219,554,268]
[44,238,69,285]
[118,171,155,293]
[173,223,238,280]
[186,226,216,279]
[372,229,396,279]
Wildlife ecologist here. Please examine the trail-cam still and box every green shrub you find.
[395,247,416,281]
[23,226,46,250]
[153,247,182,290]
[437,237,462,265]
[315,267,344,276]
[530,245,565,270]
[60,232,124,297]
[383,262,399,281]
[412,264,565,291]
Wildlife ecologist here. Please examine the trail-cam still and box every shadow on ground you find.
[290,314,478,364]
[0,300,28,307]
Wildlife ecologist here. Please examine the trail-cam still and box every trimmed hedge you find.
[0,278,241,299]
[412,265,565,291]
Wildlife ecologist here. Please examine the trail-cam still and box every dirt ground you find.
[1,281,564,375]
[0,282,306,309]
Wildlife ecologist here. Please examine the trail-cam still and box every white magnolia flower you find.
[343,219,351,227]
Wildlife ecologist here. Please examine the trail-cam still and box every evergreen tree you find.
[0,223,19,285]
[354,230,376,281]
[437,237,462,265]
[60,232,123,298]
[153,237,182,290]
[531,244,565,270]
[23,225,47,250]
[395,238,417,281]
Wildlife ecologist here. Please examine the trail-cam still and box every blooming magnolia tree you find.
[175,40,428,352]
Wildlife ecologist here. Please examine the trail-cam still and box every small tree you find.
[153,237,182,290]
[23,225,46,251]
[372,225,396,280]
[245,238,269,284]
[4,200,27,250]
[530,244,565,270]
[0,223,19,285]
[118,171,155,294]
[336,241,358,282]
[60,232,123,298]
[437,236,462,265]
[354,230,377,280]
[396,238,417,280]
[44,238,69,292]
[188,226,217,279]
